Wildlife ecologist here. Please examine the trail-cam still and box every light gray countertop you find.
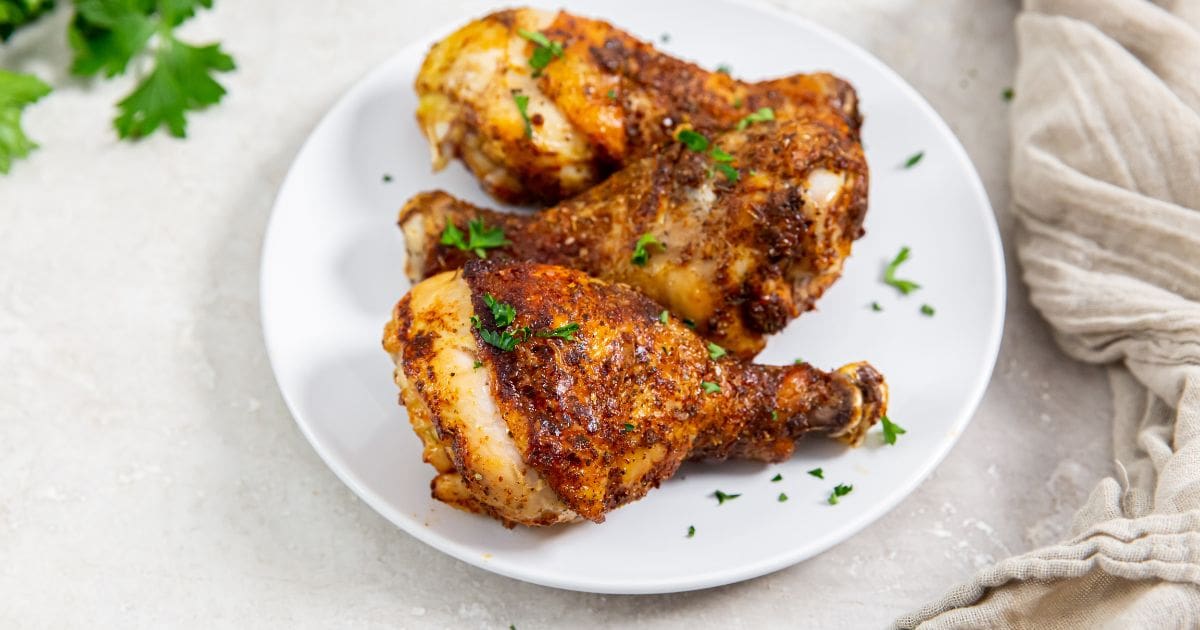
[0,0,1113,627]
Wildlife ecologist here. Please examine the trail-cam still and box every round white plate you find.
[260,0,1004,594]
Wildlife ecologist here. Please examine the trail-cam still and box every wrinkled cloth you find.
[897,0,1200,627]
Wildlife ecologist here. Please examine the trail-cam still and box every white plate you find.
[260,0,1004,594]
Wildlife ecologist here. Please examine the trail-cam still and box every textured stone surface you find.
[0,0,1112,627]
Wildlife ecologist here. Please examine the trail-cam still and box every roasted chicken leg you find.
[400,117,868,358]
[416,7,862,204]
[383,261,887,527]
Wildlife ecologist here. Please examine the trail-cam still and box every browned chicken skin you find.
[416,7,861,204]
[383,261,887,527]
[400,117,868,358]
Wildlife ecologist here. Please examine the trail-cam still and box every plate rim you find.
[259,0,1007,594]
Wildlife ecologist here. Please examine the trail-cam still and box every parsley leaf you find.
[921,304,935,316]
[440,218,510,258]
[681,318,696,329]
[701,381,721,394]
[881,415,907,445]
[0,0,55,42]
[714,162,739,182]
[1002,87,1014,102]
[659,310,669,324]
[828,483,853,505]
[621,422,635,433]
[706,342,727,361]
[513,92,532,138]
[606,88,617,100]
[778,492,788,502]
[675,129,708,152]
[871,301,883,312]
[535,322,580,341]
[516,29,563,77]
[631,233,665,266]
[903,151,924,168]
[686,524,695,537]
[0,69,52,174]
[713,489,740,505]
[884,246,921,295]
[807,467,824,479]
[483,294,516,328]
[480,327,521,352]
[716,63,732,74]
[771,473,782,482]
[771,410,778,420]
[736,107,774,130]
[114,36,235,139]
[472,360,483,369]
[710,146,733,162]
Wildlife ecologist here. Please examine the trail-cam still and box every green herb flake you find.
[631,233,666,266]
[621,422,635,433]
[735,107,775,131]
[807,468,824,479]
[884,246,921,295]
[469,315,482,329]
[1002,87,1014,102]
[871,301,883,312]
[771,410,779,421]
[440,218,511,259]
[535,322,580,341]
[682,318,696,329]
[771,473,783,482]
[714,162,739,182]
[732,97,743,108]
[513,92,533,138]
[903,151,925,169]
[473,360,483,369]
[921,304,935,316]
[676,129,709,152]
[828,483,853,505]
[794,358,806,365]
[382,173,392,182]
[716,64,732,74]
[687,524,695,537]
[881,415,907,445]
[0,69,52,174]
[707,342,727,361]
[483,294,516,328]
[710,146,734,163]
[659,310,669,324]
[516,29,564,77]
[606,88,617,99]
[701,381,721,394]
[778,492,789,502]
[713,489,741,505]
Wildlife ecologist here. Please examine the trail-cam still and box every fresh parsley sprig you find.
[631,233,665,266]
[881,415,907,445]
[441,218,510,259]
[0,69,52,174]
[535,322,579,341]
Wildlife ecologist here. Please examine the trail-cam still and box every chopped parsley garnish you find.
[707,342,727,360]
[441,218,511,259]
[513,92,532,138]
[676,129,709,152]
[480,327,521,352]
[794,358,806,365]
[483,294,516,328]
[621,422,635,433]
[682,318,696,329]
[921,304,935,316]
[687,524,695,537]
[714,162,739,182]
[382,173,392,182]
[713,489,740,505]
[535,322,580,341]
[631,233,665,266]
[771,474,783,482]
[881,415,907,445]
[606,88,617,99]
[516,29,564,77]
[659,310,669,324]
[778,493,789,502]
[807,468,824,479]
[710,146,733,162]
[661,33,671,43]
[736,107,775,130]
[701,381,721,394]
[470,315,482,329]
[871,301,883,312]
[716,63,732,74]
[771,410,779,420]
[1002,87,1014,102]
[473,360,483,369]
[732,97,743,108]
[828,483,853,505]
[903,151,924,168]
[884,246,921,295]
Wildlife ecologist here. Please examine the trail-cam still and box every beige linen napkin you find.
[897,0,1200,627]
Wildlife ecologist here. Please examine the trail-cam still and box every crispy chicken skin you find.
[400,117,868,359]
[415,7,861,204]
[383,261,887,527]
